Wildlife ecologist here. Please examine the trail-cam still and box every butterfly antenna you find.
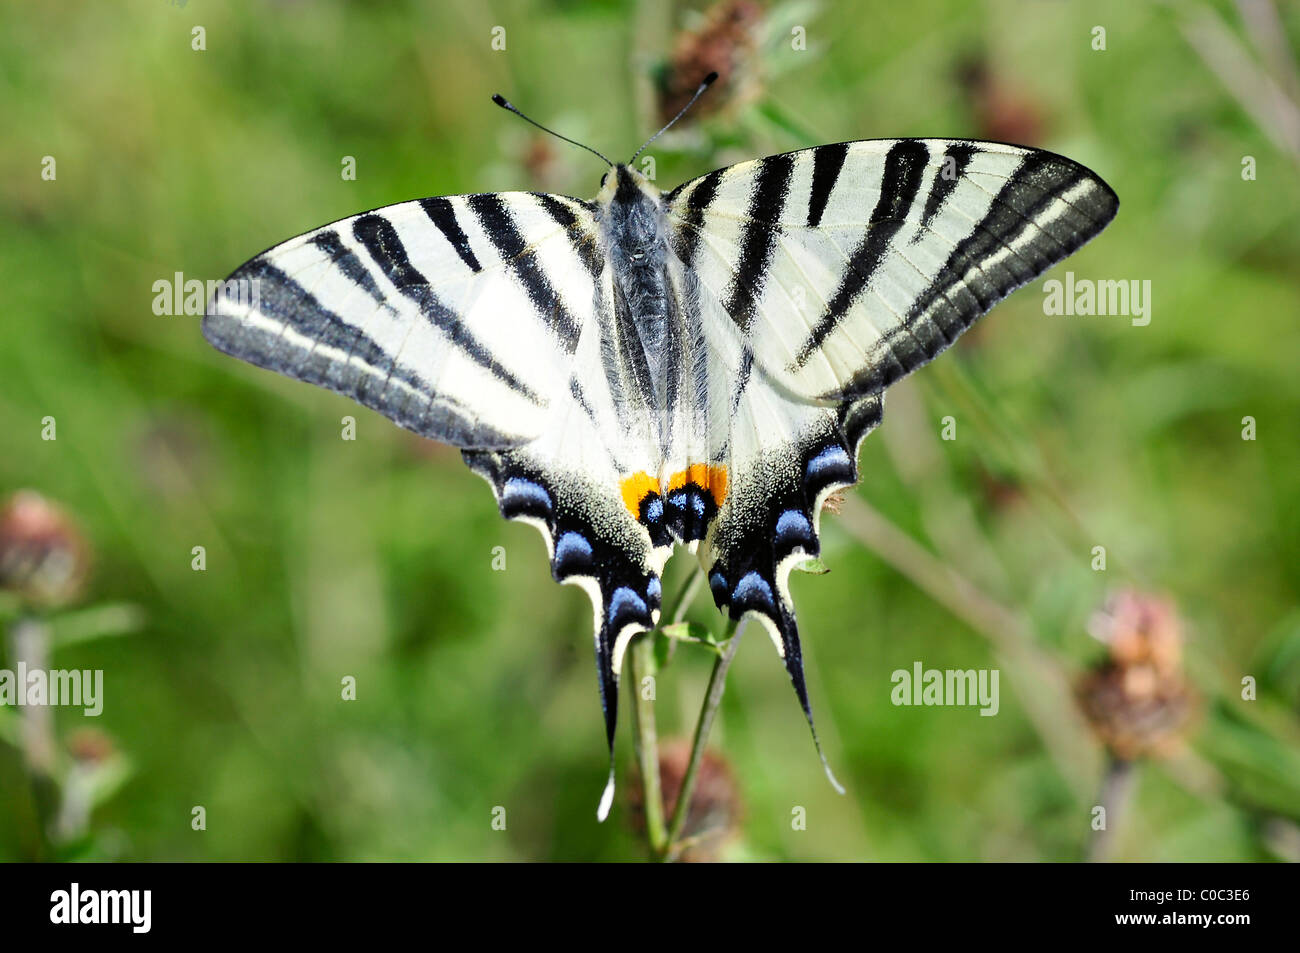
[629,71,719,164]
[491,94,613,168]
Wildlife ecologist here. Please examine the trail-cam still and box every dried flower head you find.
[0,491,92,609]
[657,0,765,125]
[628,738,742,861]
[1078,589,1195,761]
[1088,589,1183,680]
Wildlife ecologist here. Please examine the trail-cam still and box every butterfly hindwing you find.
[699,384,884,786]
[462,449,662,785]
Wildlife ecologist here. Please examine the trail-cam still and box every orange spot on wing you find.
[620,472,662,518]
[667,463,729,506]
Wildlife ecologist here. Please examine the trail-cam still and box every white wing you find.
[666,138,1119,402]
[204,190,664,815]
[662,139,1117,778]
[203,191,603,448]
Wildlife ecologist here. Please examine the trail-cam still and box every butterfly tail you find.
[591,568,660,820]
[772,613,846,795]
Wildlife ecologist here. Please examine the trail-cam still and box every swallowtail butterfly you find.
[203,77,1118,818]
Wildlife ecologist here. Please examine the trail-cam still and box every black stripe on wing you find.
[350,214,545,405]
[729,347,754,413]
[309,230,397,313]
[793,139,932,367]
[202,259,520,448]
[723,153,795,333]
[665,169,723,268]
[466,193,583,352]
[807,142,849,228]
[913,141,976,242]
[531,193,603,280]
[830,149,1119,400]
[419,197,483,273]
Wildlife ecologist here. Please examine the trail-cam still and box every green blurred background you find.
[1,0,1298,861]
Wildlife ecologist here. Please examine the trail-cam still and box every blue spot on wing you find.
[776,509,811,537]
[645,497,664,523]
[502,477,553,516]
[805,445,852,483]
[554,531,593,573]
[775,509,815,550]
[732,571,776,612]
[607,586,648,627]
[709,571,729,604]
[646,576,662,601]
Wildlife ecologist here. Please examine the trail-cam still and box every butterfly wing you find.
[664,139,1117,764]
[204,191,663,813]
[667,139,1119,401]
[202,192,605,447]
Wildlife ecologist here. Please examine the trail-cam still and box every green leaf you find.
[794,557,830,575]
[660,621,711,642]
[659,621,723,655]
[47,603,145,651]
[653,629,672,671]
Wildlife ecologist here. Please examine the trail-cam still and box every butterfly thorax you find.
[596,165,683,454]
[595,167,681,460]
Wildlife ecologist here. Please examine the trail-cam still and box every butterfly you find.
[203,76,1118,818]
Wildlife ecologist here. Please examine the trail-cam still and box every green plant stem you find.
[627,634,667,855]
[7,616,59,859]
[626,567,704,856]
[661,618,742,861]
[1088,756,1137,862]
[668,569,705,625]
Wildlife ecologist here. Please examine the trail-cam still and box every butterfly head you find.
[597,164,661,206]
[598,165,665,259]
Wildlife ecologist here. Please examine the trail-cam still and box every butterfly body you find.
[601,165,680,449]
[204,134,1118,814]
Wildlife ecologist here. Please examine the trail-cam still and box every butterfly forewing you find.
[203,192,603,448]
[665,139,1119,402]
